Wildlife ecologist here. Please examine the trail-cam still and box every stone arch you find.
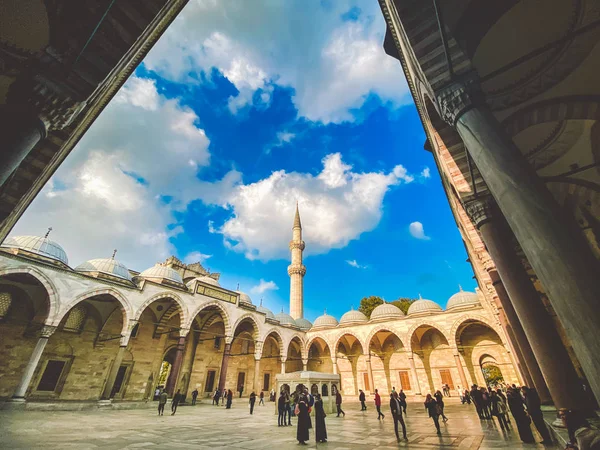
[366,326,406,352]
[187,301,232,337]
[134,291,188,330]
[260,328,285,359]
[450,314,507,348]
[306,334,334,359]
[405,321,450,353]
[232,313,260,340]
[0,266,59,323]
[285,334,307,361]
[333,331,365,355]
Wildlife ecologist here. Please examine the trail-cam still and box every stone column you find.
[365,355,374,393]
[332,357,338,375]
[100,345,127,400]
[302,359,308,372]
[179,330,199,398]
[408,356,421,395]
[465,196,585,409]
[438,78,600,403]
[280,357,287,375]
[11,325,56,400]
[253,358,261,393]
[218,340,232,392]
[166,336,187,396]
[453,353,468,391]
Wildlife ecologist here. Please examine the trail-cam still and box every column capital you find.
[435,73,483,126]
[465,196,496,229]
[40,324,57,338]
[119,335,130,346]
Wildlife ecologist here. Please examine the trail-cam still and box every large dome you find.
[257,301,275,319]
[313,312,339,328]
[371,303,405,320]
[139,264,184,285]
[2,235,68,265]
[236,290,253,305]
[275,311,296,326]
[75,258,132,281]
[197,276,220,287]
[447,288,480,310]
[295,317,312,331]
[407,298,443,315]
[340,309,368,325]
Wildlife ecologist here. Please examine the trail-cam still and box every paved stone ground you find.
[0,398,557,449]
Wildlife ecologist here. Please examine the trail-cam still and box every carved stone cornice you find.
[289,240,305,251]
[435,74,483,126]
[287,264,306,276]
[40,324,57,338]
[464,196,495,229]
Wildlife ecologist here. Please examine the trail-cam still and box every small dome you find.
[275,311,296,326]
[313,312,339,328]
[236,290,253,305]
[257,302,275,319]
[2,235,68,265]
[196,275,220,287]
[371,303,405,320]
[407,298,443,315]
[295,317,312,331]
[340,309,368,325]
[139,264,184,285]
[76,258,132,281]
[447,287,480,310]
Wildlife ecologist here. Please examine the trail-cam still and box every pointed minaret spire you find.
[44,227,53,238]
[293,201,302,229]
[288,202,306,320]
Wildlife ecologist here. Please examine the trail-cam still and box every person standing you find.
[374,389,385,420]
[470,385,483,419]
[238,384,244,398]
[213,389,220,406]
[359,389,367,411]
[171,389,182,415]
[296,394,310,445]
[154,387,161,401]
[191,388,198,406]
[506,387,535,443]
[390,392,407,442]
[456,386,463,403]
[221,389,226,406]
[480,387,492,420]
[158,389,168,416]
[249,391,256,414]
[314,394,328,443]
[278,392,286,426]
[522,386,552,444]
[425,394,442,435]
[463,389,471,405]
[490,390,510,431]
[399,389,407,415]
[434,390,448,422]
[259,391,265,406]
[226,389,233,409]
[335,390,345,417]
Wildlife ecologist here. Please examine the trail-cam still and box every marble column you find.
[453,353,468,391]
[465,196,585,410]
[166,336,186,396]
[179,330,199,398]
[12,325,56,400]
[408,356,421,395]
[280,358,286,375]
[218,341,232,392]
[253,358,261,393]
[365,356,374,393]
[302,359,308,372]
[332,357,338,375]
[437,78,600,403]
[101,345,127,400]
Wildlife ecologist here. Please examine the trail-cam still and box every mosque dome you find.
[340,309,368,325]
[407,297,443,315]
[196,275,220,287]
[275,311,296,326]
[295,317,313,331]
[2,235,68,265]
[75,258,132,281]
[371,303,405,320]
[257,301,275,319]
[313,312,339,328]
[139,264,184,285]
[447,287,480,310]
[236,290,253,305]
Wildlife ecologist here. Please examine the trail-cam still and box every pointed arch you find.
[285,334,307,361]
[366,326,406,352]
[187,301,232,337]
[232,313,260,340]
[405,321,450,353]
[333,331,365,355]
[450,314,507,348]
[260,328,285,359]
[134,291,188,330]
[306,334,334,359]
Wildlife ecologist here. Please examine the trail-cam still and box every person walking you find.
[238,384,244,398]
[425,394,442,435]
[490,390,510,431]
[522,386,552,444]
[191,388,198,406]
[390,392,407,442]
[296,394,310,445]
[399,389,407,414]
[285,391,292,426]
[496,389,510,424]
[249,391,256,414]
[171,389,182,415]
[463,389,471,405]
[506,387,535,443]
[213,389,220,405]
[314,393,328,443]
[434,390,448,422]
[470,385,484,419]
[480,387,492,420]
[359,389,367,411]
[278,392,286,426]
[221,389,226,406]
[226,389,233,409]
[259,391,265,406]
[335,390,345,417]
[158,389,167,416]
[374,389,385,420]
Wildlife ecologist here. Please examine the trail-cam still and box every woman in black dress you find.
[314,394,327,443]
[296,395,310,445]
[424,394,441,434]
[506,387,534,443]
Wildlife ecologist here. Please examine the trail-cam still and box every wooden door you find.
[439,369,454,389]
[363,372,370,391]
[398,371,411,390]
[237,372,246,393]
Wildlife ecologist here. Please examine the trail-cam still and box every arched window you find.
[321,384,329,397]
[0,292,12,318]
[63,305,87,333]
[311,383,319,396]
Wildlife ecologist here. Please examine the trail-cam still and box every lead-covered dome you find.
[407,297,443,315]
[236,290,253,305]
[371,303,405,320]
[313,312,339,328]
[275,311,296,326]
[340,309,368,325]
[295,317,312,331]
[197,275,220,287]
[2,235,68,265]
[447,287,480,310]
[139,264,184,285]
[257,300,275,319]
[76,258,132,281]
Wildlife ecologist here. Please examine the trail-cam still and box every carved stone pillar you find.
[100,345,127,400]
[437,76,600,404]
[365,355,374,393]
[302,359,308,372]
[332,357,337,375]
[280,357,287,375]
[253,358,261,393]
[166,336,186,396]
[218,340,232,392]
[408,356,421,395]
[12,325,56,400]
[453,353,468,391]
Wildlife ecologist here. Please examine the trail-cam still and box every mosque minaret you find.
[288,203,306,319]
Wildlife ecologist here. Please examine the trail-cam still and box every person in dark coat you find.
[171,389,183,415]
[480,387,492,419]
[390,392,407,442]
[522,387,552,444]
[506,387,535,443]
[296,395,310,445]
[259,391,265,406]
[490,390,510,430]
[314,394,328,443]
[335,391,345,417]
[303,389,313,430]
[359,389,367,411]
[424,394,441,434]
[191,388,198,406]
[213,389,220,405]
[249,391,256,414]
[374,389,385,419]
[434,390,448,422]
[226,389,233,409]
[470,385,484,419]
[399,389,407,414]
[158,389,167,415]
[285,391,292,425]
[278,392,286,426]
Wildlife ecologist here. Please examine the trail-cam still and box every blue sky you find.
[14,1,475,321]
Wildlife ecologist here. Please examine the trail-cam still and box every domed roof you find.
[257,300,275,319]
[2,235,68,265]
[75,258,132,281]
[407,297,443,315]
[275,310,296,326]
[340,309,368,325]
[447,287,480,310]
[236,290,253,305]
[196,275,220,287]
[371,303,405,320]
[295,317,312,331]
[313,312,339,328]
[139,264,184,285]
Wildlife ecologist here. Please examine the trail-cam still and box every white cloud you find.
[184,251,212,264]
[202,153,414,260]
[143,1,410,123]
[346,259,367,269]
[250,279,279,294]
[420,167,431,179]
[409,222,431,241]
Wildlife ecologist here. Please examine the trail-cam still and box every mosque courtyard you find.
[0,399,557,449]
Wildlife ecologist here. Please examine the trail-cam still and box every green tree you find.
[390,298,417,315]
[481,364,504,386]
[358,296,384,318]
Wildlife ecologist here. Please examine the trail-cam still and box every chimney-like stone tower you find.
[288,202,306,319]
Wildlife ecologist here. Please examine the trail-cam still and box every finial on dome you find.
[44,227,53,238]
[112,249,117,259]
[458,284,463,291]
[237,283,240,291]
[281,308,284,313]
[260,298,263,306]
[324,308,327,315]
[419,293,423,300]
